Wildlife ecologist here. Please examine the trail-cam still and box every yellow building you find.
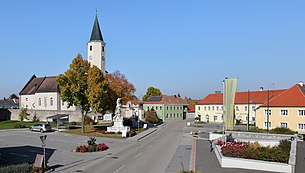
[196,89,285,124]
[256,83,305,133]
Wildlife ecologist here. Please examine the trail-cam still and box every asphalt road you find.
[81,120,185,173]
[295,141,305,173]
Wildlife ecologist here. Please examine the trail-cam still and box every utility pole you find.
[247,90,250,131]
[267,89,270,132]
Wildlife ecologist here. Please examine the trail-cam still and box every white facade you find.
[87,41,106,74]
[20,92,76,111]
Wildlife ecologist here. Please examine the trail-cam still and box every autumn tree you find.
[105,70,136,113]
[87,65,109,113]
[142,87,162,101]
[56,54,110,133]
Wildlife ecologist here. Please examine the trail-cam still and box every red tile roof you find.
[260,84,305,107]
[197,89,286,105]
[187,105,195,113]
[20,75,59,95]
[145,95,188,105]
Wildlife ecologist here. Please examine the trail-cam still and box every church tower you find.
[87,15,106,74]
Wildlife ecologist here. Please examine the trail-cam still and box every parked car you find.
[29,123,52,133]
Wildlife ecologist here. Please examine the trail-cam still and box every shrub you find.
[270,127,297,135]
[249,127,265,133]
[75,145,88,153]
[32,114,40,122]
[14,123,26,128]
[218,140,291,163]
[87,137,97,146]
[98,143,109,151]
[84,116,94,125]
[278,139,291,152]
[19,108,30,122]
[69,121,78,126]
[0,162,32,173]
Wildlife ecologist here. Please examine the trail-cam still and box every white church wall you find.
[35,92,59,110]
[20,95,35,110]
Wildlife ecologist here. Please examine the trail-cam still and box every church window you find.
[102,46,104,52]
[38,98,42,106]
[50,98,53,106]
[90,45,92,51]
[26,98,28,101]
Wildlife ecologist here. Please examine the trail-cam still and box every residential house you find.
[196,89,285,124]
[256,82,305,133]
[143,95,188,121]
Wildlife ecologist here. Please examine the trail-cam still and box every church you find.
[19,15,106,111]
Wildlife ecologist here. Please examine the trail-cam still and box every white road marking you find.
[135,152,142,158]
[114,165,125,173]
[10,153,29,157]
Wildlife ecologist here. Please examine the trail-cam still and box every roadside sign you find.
[40,135,47,144]
[33,154,44,168]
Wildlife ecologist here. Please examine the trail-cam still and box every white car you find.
[29,123,52,133]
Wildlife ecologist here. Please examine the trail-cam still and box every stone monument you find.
[107,98,130,137]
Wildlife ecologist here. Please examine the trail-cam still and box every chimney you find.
[299,81,304,87]
[260,87,264,91]
[215,91,221,94]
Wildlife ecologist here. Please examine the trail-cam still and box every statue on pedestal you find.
[113,98,123,122]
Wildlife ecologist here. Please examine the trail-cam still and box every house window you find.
[264,109,272,115]
[166,114,168,118]
[50,98,53,106]
[221,106,223,110]
[167,106,168,110]
[156,106,158,110]
[147,106,149,111]
[160,106,162,110]
[62,101,64,106]
[26,98,28,101]
[90,45,92,51]
[298,110,305,116]
[214,116,217,121]
[198,106,200,111]
[244,106,248,112]
[280,110,288,116]
[102,46,104,52]
[38,98,42,106]
[252,117,255,121]
[280,122,288,128]
[216,106,219,111]
[208,106,210,111]
[252,106,256,111]
[264,122,271,128]
[173,106,175,110]
[212,106,214,111]
[174,113,175,118]
[298,123,305,130]
[170,113,172,118]
[235,106,239,111]
[204,106,206,110]
[170,107,172,110]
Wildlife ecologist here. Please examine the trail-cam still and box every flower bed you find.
[216,139,291,163]
[74,137,109,153]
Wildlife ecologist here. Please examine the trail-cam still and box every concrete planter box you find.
[214,144,292,173]
[209,132,224,141]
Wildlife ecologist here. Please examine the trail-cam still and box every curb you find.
[137,128,157,141]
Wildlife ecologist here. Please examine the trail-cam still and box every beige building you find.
[256,83,305,133]
[196,89,285,124]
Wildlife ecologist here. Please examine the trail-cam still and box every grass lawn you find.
[62,125,146,139]
[0,120,57,130]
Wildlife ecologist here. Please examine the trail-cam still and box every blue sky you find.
[1,1,305,100]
